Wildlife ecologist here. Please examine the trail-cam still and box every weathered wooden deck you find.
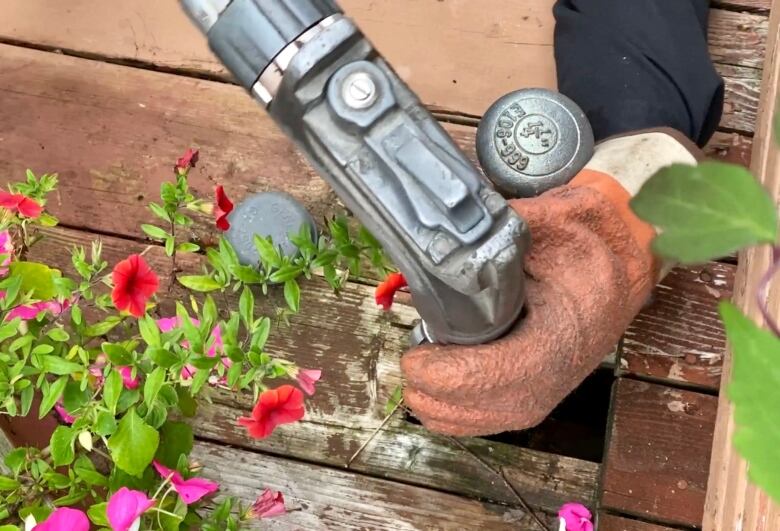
[0,1,771,528]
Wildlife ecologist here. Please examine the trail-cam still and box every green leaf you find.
[165,236,175,257]
[42,355,83,376]
[631,162,778,263]
[177,242,200,253]
[149,202,172,222]
[75,455,107,487]
[4,448,26,475]
[177,275,222,292]
[94,411,118,436]
[176,387,198,417]
[8,262,60,300]
[103,370,123,415]
[46,327,69,343]
[269,264,304,283]
[50,425,76,466]
[385,385,403,415]
[116,388,140,413]
[284,279,300,313]
[239,286,254,329]
[102,342,133,365]
[143,367,165,409]
[141,224,169,241]
[84,316,122,338]
[226,361,242,387]
[63,379,90,412]
[108,408,160,477]
[20,385,33,416]
[253,235,282,269]
[219,238,240,268]
[155,421,193,468]
[231,264,265,284]
[720,302,780,503]
[147,347,178,368]
[38,376,67,419]
[87,503,110,526]
[252,317,271,352]
[139,314,161,347]
[0,475,20,491]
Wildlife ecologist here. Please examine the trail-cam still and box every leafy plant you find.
[0,151,391,529]
[630,124,780,503]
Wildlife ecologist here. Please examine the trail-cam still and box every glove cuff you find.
[570,129,699,282]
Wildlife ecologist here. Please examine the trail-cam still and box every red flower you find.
[238,385,305,439]
[0,191,43,218]
[248,488,286,519]
[175,148,199,173]
[375,272,407,311]
[214,185,234,231]
[111,254,160,317]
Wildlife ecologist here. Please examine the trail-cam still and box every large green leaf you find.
[177,275,222,292]
[50,425,76,466]
[630,162,777,263]
[108,408,159,477]
[154,421,193,468]
[8,262,61,300]
[720,302,780,502]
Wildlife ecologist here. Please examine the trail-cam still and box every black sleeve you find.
[553,0,724,147]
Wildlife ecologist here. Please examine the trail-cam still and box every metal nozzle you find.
[181,0,231,33]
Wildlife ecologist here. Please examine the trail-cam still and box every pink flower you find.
[248,488,286,519]
[107,487,155,531]
[6,300,65,321]
[32,507,89,531]
[54,400,75,424]
[0,191,43,219]
[152,460,219,505]
[175,148,199,174]
[157,317,226,380]
[296,369,322,396]
[558,503,593,531]
[0,230,13,276]
[238,385,305,439]
[118,366,140,390]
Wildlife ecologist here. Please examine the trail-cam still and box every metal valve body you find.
[180,0,531,345]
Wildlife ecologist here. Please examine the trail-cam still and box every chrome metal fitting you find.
[180,0,231,33]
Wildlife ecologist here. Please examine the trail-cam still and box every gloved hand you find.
[401,129,701,436]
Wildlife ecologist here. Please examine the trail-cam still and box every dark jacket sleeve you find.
[553,0,724,147]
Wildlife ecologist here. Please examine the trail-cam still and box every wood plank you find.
[718,63,762,133]
[620,263,735,391]
[0,45,758,249]
[713,0,771,12]
[24,225,599,514]
[0,1,766,122]
[191,440,557,530]
[706,131,753,167]
[601,379,717,528]
[704,1,780,529]
[597,513,680,531]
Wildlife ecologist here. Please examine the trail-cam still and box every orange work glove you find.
[401,129,700,436]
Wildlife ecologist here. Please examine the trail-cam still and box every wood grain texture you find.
[713,0,771,12]
[620,263,735,391]
[598,513,680,531]
[704,1,780,529]
[601,379,717,528]
[24,225,599,513]
[0,1,767,124]
[0,44,757,249]
[191,440,557,530]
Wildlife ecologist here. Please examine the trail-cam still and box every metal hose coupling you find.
[180,0,531,346]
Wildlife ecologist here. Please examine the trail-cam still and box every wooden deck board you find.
[0,2,766,134]
[601,379,717,528]
[192,440,557,530]
[597,513,680,531]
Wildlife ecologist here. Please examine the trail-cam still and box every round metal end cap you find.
[225,191,317,267]
[476,88,594,198]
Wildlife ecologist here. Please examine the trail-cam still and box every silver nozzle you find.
[181,0,231,33]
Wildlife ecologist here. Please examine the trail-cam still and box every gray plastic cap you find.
[476,88,594,198]
[225,191,317,266]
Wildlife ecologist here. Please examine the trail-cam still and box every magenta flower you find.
[6,300,66,321]
[32,507,89,531]
[248,488,286,519]
[157,317,227,380]
[0,230,13,276]
[118,366,140,390]
[54,400,75,424]
[296,368,322,396]
[152,460,219,505]
[558,503,593,531]
[107,487,155,531]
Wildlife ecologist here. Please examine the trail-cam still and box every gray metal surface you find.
[476,88,594,198]
[226,192,317,265]
[180,0,531,345]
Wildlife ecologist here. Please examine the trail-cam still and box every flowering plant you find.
[0,151,391,529]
